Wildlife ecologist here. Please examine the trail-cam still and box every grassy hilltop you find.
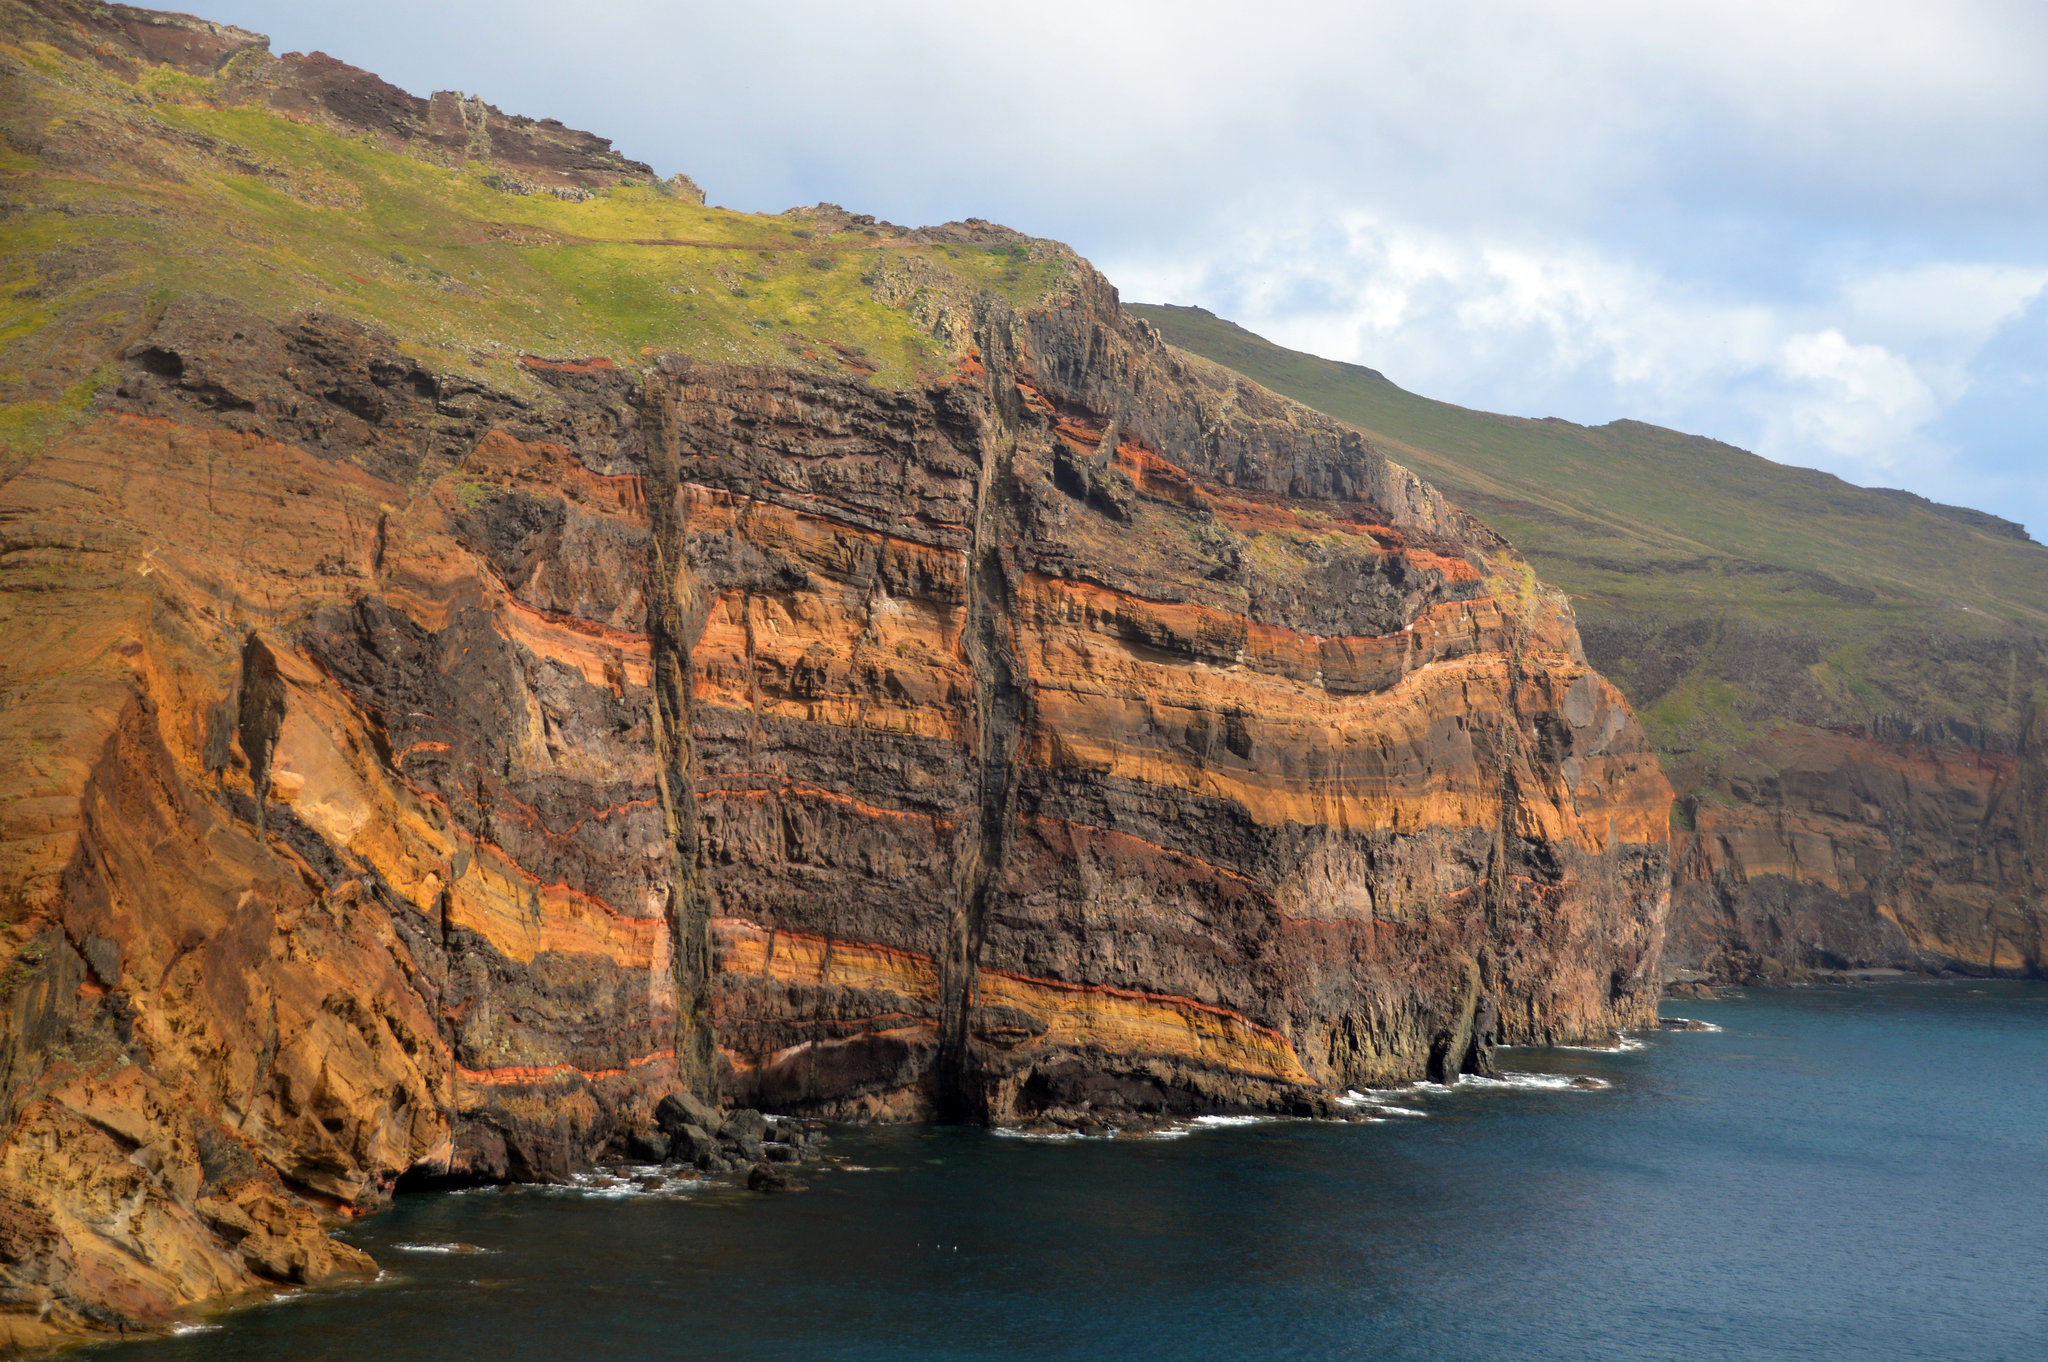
[1,5,1072,464]
[1130,304,2048,791]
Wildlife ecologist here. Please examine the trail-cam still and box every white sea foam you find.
[1332,1089,1427,1120]
[1141,1119,1257,1140]
[1338,1088,1430,1115]
[997,1118,1261,1141]
[1456,1072,1610,1092]
[991,1126,1088,1142]
[169,1322,220,1336]
[1094,1113,1284,1139]
[1553,1033,1647,1053]
[1661,1017,1724,1033]
[392,1242,494,1255]
[550,1169,705,1199]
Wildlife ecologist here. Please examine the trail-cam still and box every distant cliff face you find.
[1579,603,2046,986]
[1649,676,2047,984]
[0,1,1670,1348]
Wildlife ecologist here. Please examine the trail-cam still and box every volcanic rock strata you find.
[0,282,1672,1342]
[1656,705,2047,982]
[0,0,1671,1348]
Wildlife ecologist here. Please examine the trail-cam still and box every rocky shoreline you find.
[1665,963,2009,1000]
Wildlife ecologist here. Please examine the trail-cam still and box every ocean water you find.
[95,982,2048,1362]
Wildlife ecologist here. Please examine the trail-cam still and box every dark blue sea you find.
[95,982,2048,1362]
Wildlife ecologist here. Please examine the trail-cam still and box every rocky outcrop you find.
[0,1,1670,1348]
[5,0,656,195]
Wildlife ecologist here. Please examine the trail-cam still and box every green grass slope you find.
[1131,304,2048,772]
[0,4,1075,462]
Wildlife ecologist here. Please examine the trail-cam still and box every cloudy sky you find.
[203,1,2048,537]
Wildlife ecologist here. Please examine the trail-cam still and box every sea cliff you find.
[0,1,1670,1348]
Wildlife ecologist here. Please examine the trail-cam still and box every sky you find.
[198,1,2048,538]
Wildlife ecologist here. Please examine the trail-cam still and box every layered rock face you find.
[1588,619,2046,984]
[667,287,1673,1122]
[0,282,1670,1341]
[1657,704,2046,982]
[0,1,1669,1348]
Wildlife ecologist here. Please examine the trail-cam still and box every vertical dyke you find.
[643,381,716,1099]
[937,322,1033,1122]
[235,633,285,833]
[1437,573,1532,1082]
[2017,702,2044,962]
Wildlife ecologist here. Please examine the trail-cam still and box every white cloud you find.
[1105,211,2041,492]
[1771,330,1936,466]
[1837,263,2048,380]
